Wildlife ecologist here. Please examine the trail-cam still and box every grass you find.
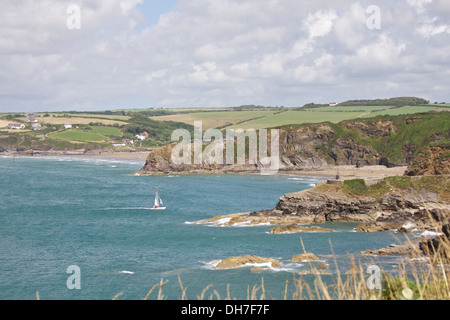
[88,126,122,137]
[330,176,449,201]
[226,111,364,130]
[49,129,107,142]
[59,113,130,121]
[312,105,394,112]
[153,110,278,130]
[36,116,127,126]
[361,105,446,118]
[343,179,368,196]
[106,232,450,300]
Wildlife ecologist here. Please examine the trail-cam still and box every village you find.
[0,112,153,152]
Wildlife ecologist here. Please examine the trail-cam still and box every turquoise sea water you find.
[0,156,410,300]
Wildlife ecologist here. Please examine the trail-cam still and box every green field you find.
[153,110,278,129]
[361,105,448,118]
[310,105,393,112]
[3,98,448,149]
[49,129,107,142]
[225,111,364,130]
[36,113,130,121]
[88,126,122,137]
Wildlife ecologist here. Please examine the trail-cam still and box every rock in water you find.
[270,224,334,234]
[292,253,321,262]
[213,255,280,270]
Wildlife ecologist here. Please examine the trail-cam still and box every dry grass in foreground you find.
[133,233,449,301]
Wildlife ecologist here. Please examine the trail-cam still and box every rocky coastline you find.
[193,174,449,262]
[134,113,449,264]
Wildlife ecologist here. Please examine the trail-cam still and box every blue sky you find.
[136,0,179,30]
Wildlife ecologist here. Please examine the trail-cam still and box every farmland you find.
[0,98,448,151]
[49,129,107,142]
[152,110,279,129]
[225,110,364,130]
[150,103,449,130]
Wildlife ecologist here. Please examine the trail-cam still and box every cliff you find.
[194,175,450,233]
[136,112,449,175]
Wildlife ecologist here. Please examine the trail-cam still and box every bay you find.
[0,156,405,300]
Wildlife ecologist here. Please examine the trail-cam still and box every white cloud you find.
[304,10,338,39]
[1,0,450,111]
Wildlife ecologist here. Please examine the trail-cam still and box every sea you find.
[0,156,420,300]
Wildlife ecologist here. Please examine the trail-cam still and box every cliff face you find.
[254,184,449,231]
[138,119,396,174]
[404,146,450,176]
[193,176,450,235]
[278,122,384,169]
[137,113,449,175]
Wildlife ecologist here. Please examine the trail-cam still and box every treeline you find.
[122,113,194,146]
[300,97,431,109]
[338,97,430,107]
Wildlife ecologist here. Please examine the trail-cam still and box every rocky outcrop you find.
[135,117,420,175]
[404,146,450,176]
[267,189,381,224]
[270,225,334,234]
[362,224,450,260]
[419,224,450,262]
[213,255,280,270]
[137,143,261,175]
[361,242,421,257]
[193,176,449,235]
[355,207,448,233]
[292,253,321,262]
[191,211,314,227]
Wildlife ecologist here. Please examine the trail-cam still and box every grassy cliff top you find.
[315,175,450,201]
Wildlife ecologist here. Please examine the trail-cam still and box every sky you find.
[1,0,450,112]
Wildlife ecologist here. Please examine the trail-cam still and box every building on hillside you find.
[64,124,73,129]
[123,139,134,145]
[111,142,126,147]
[329,102,338,107]
[135,131,150,141]
[31,123,46,131]
[7,123,25,129]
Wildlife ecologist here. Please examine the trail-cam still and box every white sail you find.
[154,189,160,207]
[151,188,166,210]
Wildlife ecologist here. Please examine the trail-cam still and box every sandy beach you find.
[282,165,408,179]
[1,149,151,161]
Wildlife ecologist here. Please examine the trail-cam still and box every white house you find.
[64,124,72,129]
[111,142,126,147]
[135,131,149,141]
[329,102,338,107]
[32,123,46,131]
[7,123,25,129]
[123,139,134,145]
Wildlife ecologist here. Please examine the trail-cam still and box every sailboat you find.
[151,188,166,210]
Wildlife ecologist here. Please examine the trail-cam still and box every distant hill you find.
[338,97,430,107]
